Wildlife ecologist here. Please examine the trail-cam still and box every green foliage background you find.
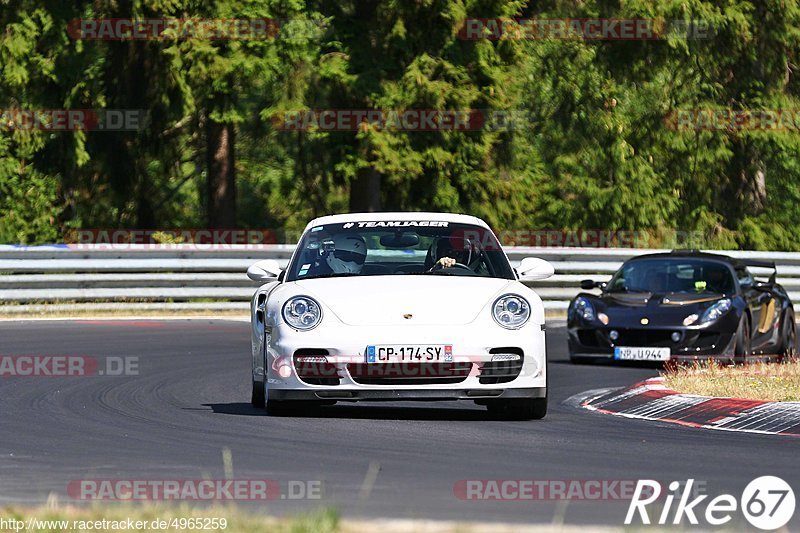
[1,0,799,249]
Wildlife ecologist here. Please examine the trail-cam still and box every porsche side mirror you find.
[518,257,554,281]
[247,259,282,282]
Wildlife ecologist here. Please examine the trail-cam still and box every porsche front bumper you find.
[254,319,547,401]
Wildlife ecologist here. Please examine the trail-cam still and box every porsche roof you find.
[304,212,490,230]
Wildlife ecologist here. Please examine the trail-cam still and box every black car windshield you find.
[285,221,515,281]
[606,258,735,294]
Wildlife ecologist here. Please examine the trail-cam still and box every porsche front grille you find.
[479,348,524,384]
[294,349,340,386]
[346,362,472,385]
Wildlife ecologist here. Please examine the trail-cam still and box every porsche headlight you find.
[492,294,531,329]
[571,296,596,322]
[282,296,323,330]
[698,298,731,325]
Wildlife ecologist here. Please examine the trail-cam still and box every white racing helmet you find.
[325,234,367,274]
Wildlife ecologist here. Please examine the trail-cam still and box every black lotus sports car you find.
[567,250,797,363]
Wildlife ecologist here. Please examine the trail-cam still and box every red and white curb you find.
[581,377,800,437]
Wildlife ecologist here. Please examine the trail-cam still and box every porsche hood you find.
[285,276,515,326]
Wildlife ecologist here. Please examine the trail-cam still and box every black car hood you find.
[602,292,725,307]
[587,291,729,327]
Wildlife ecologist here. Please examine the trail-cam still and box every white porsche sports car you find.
[248,212,554,419]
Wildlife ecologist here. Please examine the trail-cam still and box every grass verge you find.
[661,359,800,402]
[0,505,338,533]
[0,504,623,532]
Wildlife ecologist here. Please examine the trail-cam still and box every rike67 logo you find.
[626,476,795,530]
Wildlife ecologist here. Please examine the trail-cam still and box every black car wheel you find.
[734,315,752,363]
[778,310,797,361]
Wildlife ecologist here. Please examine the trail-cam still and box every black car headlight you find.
[570,296,596,322]
[696,298,732,325]
[282,296,323,330]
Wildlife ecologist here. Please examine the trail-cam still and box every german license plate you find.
[366,344,453,363]
[614,346,671,361]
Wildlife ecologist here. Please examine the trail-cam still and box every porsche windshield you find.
[286,221,515,281]
[607,259,735,295]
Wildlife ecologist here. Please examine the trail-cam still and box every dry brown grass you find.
[662,359,800,402]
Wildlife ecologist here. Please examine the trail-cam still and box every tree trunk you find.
[349,166,381,212]
[206,117,237,227]
[136,180,156,229]
[725,139,767,220]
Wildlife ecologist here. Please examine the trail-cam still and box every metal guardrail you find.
[1,244,799,312]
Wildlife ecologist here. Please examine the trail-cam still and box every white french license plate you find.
[366,344,453,363]
[614,346,671,361]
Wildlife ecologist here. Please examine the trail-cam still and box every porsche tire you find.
[266,399,294,416]
[266,400,333,416]
[487,396,547,420]
[251,379,265,408]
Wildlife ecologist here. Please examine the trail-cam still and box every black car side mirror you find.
[580,279,607,290]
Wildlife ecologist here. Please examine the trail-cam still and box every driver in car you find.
[428,237,481,272]
[307,234,367,276]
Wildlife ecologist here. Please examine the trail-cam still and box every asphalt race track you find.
[1,319,798,527]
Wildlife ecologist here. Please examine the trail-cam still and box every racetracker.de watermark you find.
[449,228,710,249]
[666,109,800,132]
[2,517,228,532]
[0,109,145,131]
[0,356,138,377]
[68,18,281,40]
[454,480,672,501]
[67,229,285,249]
[68,479,323,500]
[272,109,523,132]
[458,18,711,40]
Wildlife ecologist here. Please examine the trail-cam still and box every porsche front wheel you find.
[487,396,547,420]
[266,399,293,416]
[251,379,265,408]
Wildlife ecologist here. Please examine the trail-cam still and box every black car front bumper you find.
[568,326,737,360]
